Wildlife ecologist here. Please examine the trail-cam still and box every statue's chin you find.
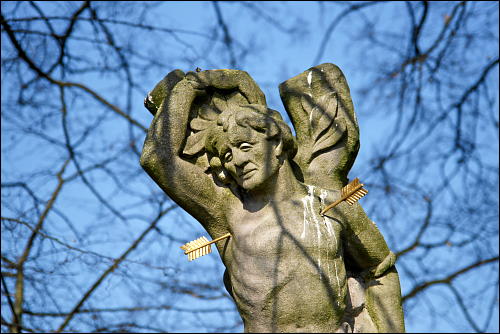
[238,175,263,192]
[239,178,272,194]
[240,180,259,191]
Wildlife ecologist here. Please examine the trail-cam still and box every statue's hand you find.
[185,69,266,105]
[144,69,185,116]
[184,71,207,92]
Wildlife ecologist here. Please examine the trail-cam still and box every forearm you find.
[141,78,197,162]
[340,202,405,332]
[365,266,405,333]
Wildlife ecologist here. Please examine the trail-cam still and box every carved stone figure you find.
[140,63,405,333]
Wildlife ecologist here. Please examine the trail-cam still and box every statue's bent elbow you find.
[139,140,157,174]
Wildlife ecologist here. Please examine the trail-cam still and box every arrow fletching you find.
[180,233,231,262]
[342,178,368,205]
[320,178,368,215]
[180,236,212,261]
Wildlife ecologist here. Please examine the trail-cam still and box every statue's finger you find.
[194,70,266,105]
[185,71,206,90]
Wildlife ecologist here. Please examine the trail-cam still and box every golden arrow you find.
[180,233,231,261]
[320,178,368,216]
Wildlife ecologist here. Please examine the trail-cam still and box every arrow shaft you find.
[320,184,364,215]
[185,233,231,254]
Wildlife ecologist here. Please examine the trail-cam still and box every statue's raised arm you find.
[140,69,266,235]
[280,63,360,190]
[281,64,404,332]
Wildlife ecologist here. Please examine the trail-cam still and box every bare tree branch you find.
[1,272,20,333]
[55,204,176,332]
[212,1,237,67]
[13,159,70,333]
[1,13,147,132]
[403,256,499,301]
[313,1,384,65]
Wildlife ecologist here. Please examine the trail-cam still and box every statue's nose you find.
[233,150,249,168]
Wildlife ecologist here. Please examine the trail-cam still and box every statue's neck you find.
[240,160,306,208]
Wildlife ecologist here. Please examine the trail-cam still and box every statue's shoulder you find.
[310,184,369,227]
[308,184,340,202]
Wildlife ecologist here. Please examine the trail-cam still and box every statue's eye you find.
[224,151,233,162]
[239,143,252,151]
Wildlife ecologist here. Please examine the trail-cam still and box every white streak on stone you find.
[303,186,345,284]
[316,227,322,279]
[305,73,313,122]
[322,189,332,282]
[325,215,341,296]
[319,189,328,203]
[333,260,341,297]
[320,190,334,235]
[319,189,341,296]
[301,197,309,239]
[326,242,331,283]
[306,185,320,225]
[305,186,324,280]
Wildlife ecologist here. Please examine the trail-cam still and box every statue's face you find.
[218,125,282,191]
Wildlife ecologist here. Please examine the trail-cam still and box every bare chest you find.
[225,193,344,269]
[223,193,348,329]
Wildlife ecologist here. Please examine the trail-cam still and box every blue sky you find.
[1,1,498,333]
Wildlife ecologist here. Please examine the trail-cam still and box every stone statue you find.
[140,63,405,333]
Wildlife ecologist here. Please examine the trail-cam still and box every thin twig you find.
[13,159,70,333]
[402,256,499,301]
[55,205,176,332]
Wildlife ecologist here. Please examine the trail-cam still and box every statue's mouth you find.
[240,169,257,179]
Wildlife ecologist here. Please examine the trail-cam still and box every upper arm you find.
[334,201,392,271]
[141,141,230,233]
[140,78,228,229]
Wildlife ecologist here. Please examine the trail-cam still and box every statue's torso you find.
[222,187,349,332]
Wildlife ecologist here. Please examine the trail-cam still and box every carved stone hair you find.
[204,104,297,160]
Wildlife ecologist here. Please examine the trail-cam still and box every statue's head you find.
[183,96,297,191]
[204,104,297,191]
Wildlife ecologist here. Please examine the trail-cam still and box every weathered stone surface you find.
[144,69,185,115]
[279,63,359,190]
[140,64,405,333]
